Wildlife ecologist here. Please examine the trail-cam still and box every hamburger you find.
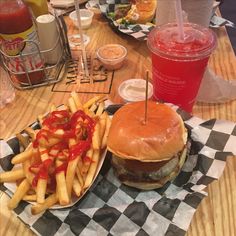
[107,101,188,190]
[116,0,157,24]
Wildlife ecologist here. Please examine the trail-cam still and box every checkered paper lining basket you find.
[98,0,155,41]
[1,105,236,236]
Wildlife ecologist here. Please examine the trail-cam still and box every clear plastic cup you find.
[147,22,217,113]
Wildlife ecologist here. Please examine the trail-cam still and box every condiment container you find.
[96,44,127,70]
[118,79,153,102]
[36,14,62,65]
[69,9,94,29]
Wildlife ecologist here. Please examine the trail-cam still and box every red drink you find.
[147,23,216,113]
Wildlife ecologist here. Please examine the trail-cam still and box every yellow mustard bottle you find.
[24,0,48,18]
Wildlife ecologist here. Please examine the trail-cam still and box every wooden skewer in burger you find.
[107,74,188,190]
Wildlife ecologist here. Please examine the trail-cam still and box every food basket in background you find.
[0,15,72,90]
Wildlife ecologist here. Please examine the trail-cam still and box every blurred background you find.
[220,0,236,54]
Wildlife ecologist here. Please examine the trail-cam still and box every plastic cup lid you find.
[118,79,153,102]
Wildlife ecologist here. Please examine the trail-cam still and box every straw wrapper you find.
[1,104,236,236]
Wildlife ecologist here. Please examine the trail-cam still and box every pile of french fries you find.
[0,92,111,215]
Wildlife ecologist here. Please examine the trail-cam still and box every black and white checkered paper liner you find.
[98,0,155,41]
[1,104,236,236]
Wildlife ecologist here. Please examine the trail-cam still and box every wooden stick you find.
[144,70,149,125]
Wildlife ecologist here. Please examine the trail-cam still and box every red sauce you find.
[69,141,91,161]
[30,109,96,187]
[55,162,68,174]
[42,110,71,131]
[83,155,93,163]
[0,1,32,34]
[31,158,53,187]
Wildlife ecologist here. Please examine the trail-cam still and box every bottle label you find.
[0,25,43,74]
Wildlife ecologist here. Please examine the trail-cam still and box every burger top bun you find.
[107,101,187,162]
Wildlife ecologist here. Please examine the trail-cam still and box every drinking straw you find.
[74,0,89,78]
[175,0,185,41]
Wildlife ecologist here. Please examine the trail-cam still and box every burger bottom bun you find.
[112,145,188,190]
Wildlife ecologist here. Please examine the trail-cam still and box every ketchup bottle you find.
[0,0,45,85]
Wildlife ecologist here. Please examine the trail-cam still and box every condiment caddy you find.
[0,0,71,90]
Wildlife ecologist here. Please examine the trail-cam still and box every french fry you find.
[28,166,39,174]
[71,91,82,110]
[99,112,107,142]
[89,103,97,113]
[11,148,33,165]
[37,135,61,148]
[92,122,101,150]
[68,97,77,113]
[96,102,105,116]
[76,166,84,187]
[84,107,95,118]
[57,152,68,161]
[83,95,103,109]
[24,127,36,140]
[54,129,66,137]
[101,113,111,149]
[8,178,31,210]
[31,193,58,215]
[23,194,37,201]
[55,160,69,206]
[22,159,34,184]
[16,133,29,149]
[66,156,80,199]
[36,178,47,204]
[0,169,25,183]
[83,150,100,189]
[49,147,60,159]
[81,148,93,179]
[72,176,83,197]
[37,114,44,127]
[38,145,49,162]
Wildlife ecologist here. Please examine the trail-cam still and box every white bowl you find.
[118,79,153,102]
[96,44,127,70]
[69,9,94,29]
[68,34,90,50]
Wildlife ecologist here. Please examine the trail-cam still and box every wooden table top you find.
[0,13,235,236]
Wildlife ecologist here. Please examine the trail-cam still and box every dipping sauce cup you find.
[97,44,127,70]
[147,22,217,113]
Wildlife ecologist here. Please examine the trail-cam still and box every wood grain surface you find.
[0,11,236,236]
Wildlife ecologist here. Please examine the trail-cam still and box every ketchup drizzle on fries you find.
[30,109,96,187]
[0,93,110,214]
[55,162,68,174]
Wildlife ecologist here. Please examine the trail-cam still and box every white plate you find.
[4,148,107,209]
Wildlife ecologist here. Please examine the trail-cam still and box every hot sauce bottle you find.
[0,0,45,85]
